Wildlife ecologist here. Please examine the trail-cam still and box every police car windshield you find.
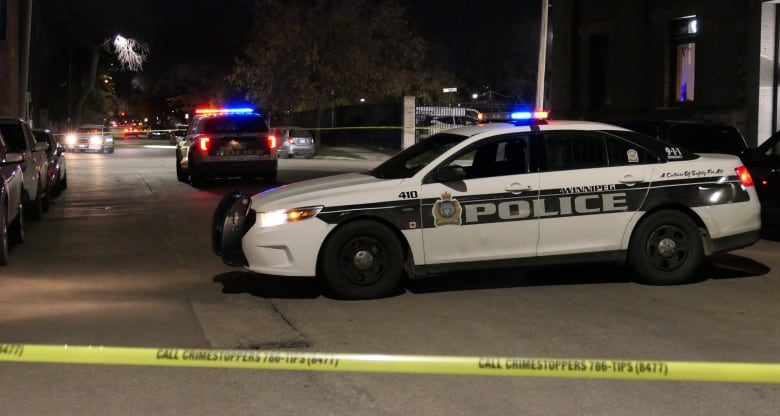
[201,115,268,134]
[370,133,466,179]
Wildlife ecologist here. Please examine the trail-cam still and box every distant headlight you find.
[89,135,102,145]
[65,134,76,146]
[257,206,323,228]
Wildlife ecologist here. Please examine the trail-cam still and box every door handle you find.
[505,183,532,194]
[619,175,644,185]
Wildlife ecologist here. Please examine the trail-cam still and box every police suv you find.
[213,112,762,299]
[176,107,278,187]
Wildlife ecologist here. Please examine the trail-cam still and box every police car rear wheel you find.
[629,210,703,285]
[321,221,403,299]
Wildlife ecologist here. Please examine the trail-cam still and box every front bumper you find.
[212,191,328,276]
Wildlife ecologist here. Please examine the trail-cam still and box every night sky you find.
[36,0,542,117]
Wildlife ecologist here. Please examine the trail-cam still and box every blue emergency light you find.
[195,107,256,115]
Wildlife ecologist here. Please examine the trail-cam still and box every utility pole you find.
[535,0,549,111]
[19,0,33,121]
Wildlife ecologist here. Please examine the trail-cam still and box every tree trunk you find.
[73,45,100,128]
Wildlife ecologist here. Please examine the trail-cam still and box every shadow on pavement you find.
[213,253,770,300]
[213,271,322,299]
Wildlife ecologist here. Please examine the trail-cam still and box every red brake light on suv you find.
[198,136,211,151]
[267,134,277,149]
[736,166,754,187]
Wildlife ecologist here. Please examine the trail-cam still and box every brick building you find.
[549,0,778,147]
[0,0,24,117]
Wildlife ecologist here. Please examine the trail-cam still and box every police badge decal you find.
[432,192,462,226]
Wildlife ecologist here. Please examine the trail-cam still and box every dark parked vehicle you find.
[0,130,26,265]
[0,117,50,219]
[32,128,68,198]
[746,131,780,227]
[175,108,278,186]
[611,119,750,161]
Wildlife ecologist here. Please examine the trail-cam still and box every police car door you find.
[535,131,652,258]
[421,133,540,266]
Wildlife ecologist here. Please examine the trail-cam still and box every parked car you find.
[0,117,50,219]
[611,118,750,161]
[273,127,316,159]
[213,113,761,299]
[0,132,25,265]
[175,107,277,186]
[169,123,189,145]
[123,124,142,139]
[32,128,68,198]
[745,131,780,227]
[63,124,114,153]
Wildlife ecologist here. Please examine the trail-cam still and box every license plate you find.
[217,149,262,156]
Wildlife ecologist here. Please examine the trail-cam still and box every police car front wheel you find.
[320,220,404,299]
[628,210,703,285]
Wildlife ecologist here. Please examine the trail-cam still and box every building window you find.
[671,16,698,103]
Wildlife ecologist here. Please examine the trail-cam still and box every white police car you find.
[213,112,762,299]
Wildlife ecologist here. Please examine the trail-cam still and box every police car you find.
[175,107,277,187]
[212,111,762,299]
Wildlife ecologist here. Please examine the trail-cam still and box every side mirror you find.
[432,165,466,182]
[1,153,24,166]
[35,141,50,152]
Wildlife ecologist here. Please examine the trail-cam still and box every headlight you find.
[65,134,76,146]
[257,206,323,228]
[89,135,102,145]
[105,136,114,143]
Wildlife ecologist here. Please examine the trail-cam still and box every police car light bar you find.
[480,110,549,123]
[195,107,255,115]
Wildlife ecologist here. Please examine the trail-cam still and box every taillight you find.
[288,137,295,143]
[736,166,754,187]
[198,136,211,151]
[267,134,277,149]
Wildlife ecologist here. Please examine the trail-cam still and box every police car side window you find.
[544,133,608,171]
[444,135,529,179]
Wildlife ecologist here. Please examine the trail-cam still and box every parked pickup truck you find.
[0,118,51,220]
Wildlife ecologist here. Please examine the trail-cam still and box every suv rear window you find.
[667,124,746,156]
[199,115,268,134]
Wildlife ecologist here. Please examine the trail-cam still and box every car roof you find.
[447,119,632,137]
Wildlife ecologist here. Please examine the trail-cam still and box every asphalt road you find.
[1,142,779,415]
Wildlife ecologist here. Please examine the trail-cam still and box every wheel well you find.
[316,216,412,276]
[631,203,712,254]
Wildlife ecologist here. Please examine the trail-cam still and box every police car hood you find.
[251,172,400,210]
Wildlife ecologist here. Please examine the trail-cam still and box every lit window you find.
[671,16,697,103]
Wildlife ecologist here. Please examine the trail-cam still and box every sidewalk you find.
[327,146,393,161]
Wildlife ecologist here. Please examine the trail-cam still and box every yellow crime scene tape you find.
[1,343,779,383]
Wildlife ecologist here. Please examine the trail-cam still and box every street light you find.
[443,87,457,107]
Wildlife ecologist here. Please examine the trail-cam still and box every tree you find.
[72,35,149,127]
[230,0,431,119]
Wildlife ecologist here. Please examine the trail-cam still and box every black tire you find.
[320,220,404,299]
[176,157,188,182]
[9,203,24,245]
[106,147,115,154]
[24,186,44,220]
[42,178,51,212]
[628,210,703,285]
[60,173,68,191]
[0,206,9,266]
